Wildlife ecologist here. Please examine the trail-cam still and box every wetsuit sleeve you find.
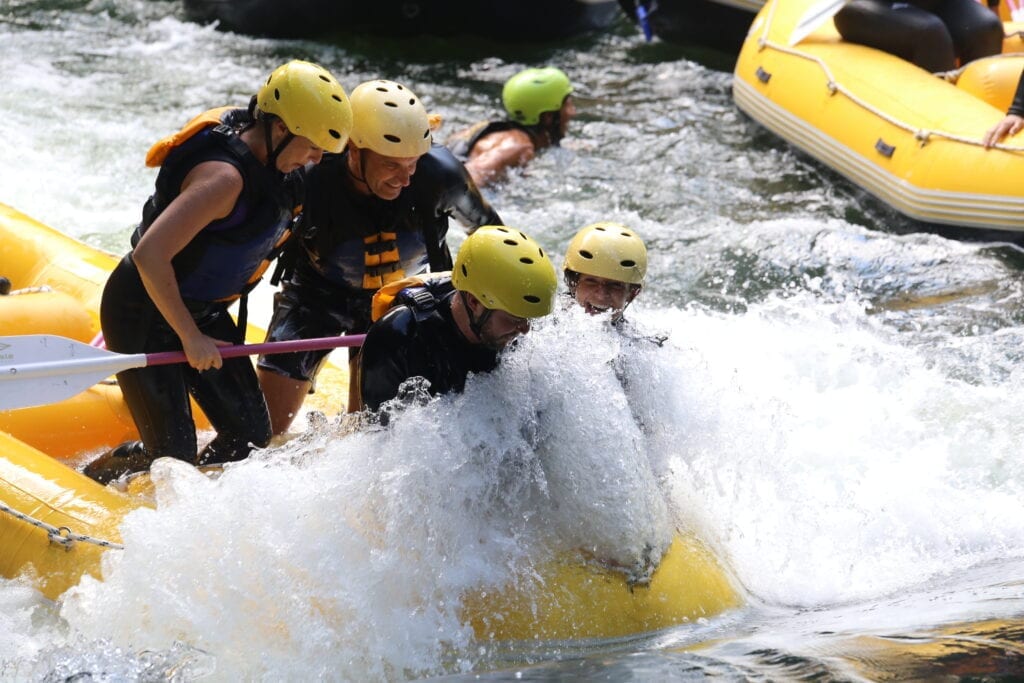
[420,145,503,232]
[359,306,418,412]
[1009,68,1024,117]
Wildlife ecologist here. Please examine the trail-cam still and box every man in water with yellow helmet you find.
[257,79,501,432]
[448,66,576,187]
[359,226,557,413]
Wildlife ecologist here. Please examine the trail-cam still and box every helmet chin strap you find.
[263,119,294,170]
[347,147,383,199]
[460,290,493,341]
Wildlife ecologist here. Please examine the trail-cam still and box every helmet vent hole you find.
[621,259,636,267]
[520,257,534,264]
[409,98,416,105]
[318,74,331,83]
[579,249,594,260]
[274,88,281,101]
[384,134,402,143]
[329,129,342,140]
[461,264,468,277]
[422,130,430,139]
[524,295,541,303]
[503,239,518,246]
[376,86,389,92]
[595,226,607,232]
[332,95,343,102]
[385,101,398,108]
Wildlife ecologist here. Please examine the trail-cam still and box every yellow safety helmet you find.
[349,79,432,157]
[453,226,557,319]
[502,67,573,126]
[563,222,647,285]
[257,60,352,154]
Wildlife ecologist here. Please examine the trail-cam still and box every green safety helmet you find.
[564,222,647,286]
[257,60,352,154]
[502,67,573,126]
[349,79,432,157]
[453,226,557,319]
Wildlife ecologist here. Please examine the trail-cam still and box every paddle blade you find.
[0,333,367,412]
[789,0,850,46]
[0,335,146,411]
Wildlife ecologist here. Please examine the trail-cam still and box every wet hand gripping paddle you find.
[0,334,365,411]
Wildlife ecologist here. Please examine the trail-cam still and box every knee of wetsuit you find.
[83,440,152,484]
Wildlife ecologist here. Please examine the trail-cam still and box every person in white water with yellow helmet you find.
[562,221,648,325]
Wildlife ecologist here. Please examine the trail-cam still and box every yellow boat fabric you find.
[734,0,1024,230]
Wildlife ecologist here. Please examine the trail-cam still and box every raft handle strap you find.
[0,501,124,551]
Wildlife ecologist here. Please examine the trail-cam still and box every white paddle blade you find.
[789,0,851,46]
[0,335,145,411]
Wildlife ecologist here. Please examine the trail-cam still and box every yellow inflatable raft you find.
[0,202,741,639]
[733,0,1024,231]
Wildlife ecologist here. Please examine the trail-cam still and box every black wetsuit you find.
[258,144,501,384]
[359,279,498,412]
[95,110,300,473]
[1008,70,1024,117]
[834,0,1003,73]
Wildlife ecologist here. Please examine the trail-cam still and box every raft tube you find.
[733,0,1024,231]
[182,0,620,41]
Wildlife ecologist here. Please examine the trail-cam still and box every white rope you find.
[0,501,124,550]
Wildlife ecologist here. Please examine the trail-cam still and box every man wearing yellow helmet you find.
[447,67,576,187]
[359,226,557,412]
[84,60,352,483]
[257,79,502,432]
[563,222,647,323]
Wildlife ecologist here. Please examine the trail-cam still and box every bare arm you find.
[464,128,535,187]
[131,160,243,370]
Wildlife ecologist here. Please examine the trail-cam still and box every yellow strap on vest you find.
[144,106,237,168]
[362,231,404,291]
[370,274,429,322]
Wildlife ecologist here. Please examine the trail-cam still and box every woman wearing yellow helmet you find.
[83,60,352,484]
[563,222,647,321]
[446,66,576,187]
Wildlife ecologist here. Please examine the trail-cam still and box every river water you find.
[2,1,1024,680]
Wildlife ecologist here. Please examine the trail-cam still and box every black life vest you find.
[133,107,299,303]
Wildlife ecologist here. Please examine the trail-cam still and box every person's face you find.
[478,307,531,350]
[273,124,325,172]
[356,147,421,200]
[574,274,636,316]
[559,96,576,137]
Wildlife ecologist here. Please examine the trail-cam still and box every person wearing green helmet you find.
[447,66,576,187]
[359,226,557,412]
[563,222,647,323]
[83,60,352,484]
[257,79,502,431]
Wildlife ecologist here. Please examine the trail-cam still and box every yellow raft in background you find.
[733,0,1024,231]
[0,202,741,640]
